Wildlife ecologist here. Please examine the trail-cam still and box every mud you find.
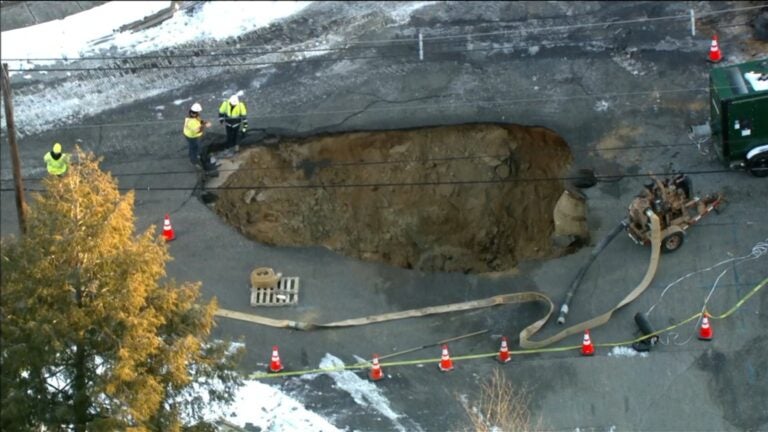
[592,123,643,162]
[213,123,572,273]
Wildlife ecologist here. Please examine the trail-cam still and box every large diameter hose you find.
[557,219,629,325]
[216,213,661,350]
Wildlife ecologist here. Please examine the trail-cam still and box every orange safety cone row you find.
[162,213,176,241]
[708,34,723,63]
[369,354,384,381]
[269,345,284,373]
[497,336,512,364]
[698,314,713,341]
[581,329,595,356]
[438,344,455,372]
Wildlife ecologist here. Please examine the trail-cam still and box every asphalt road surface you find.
[2,2,767,431]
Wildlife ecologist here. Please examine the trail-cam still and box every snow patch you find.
[594,100,609,111]
[211,380,340,431]
[154,105,165,110]
[528,45,540,56]
[1,2,313,137]
[610,51,654,77]
[608,346,648,358]
[0,2,169,72]
[173,97,193,106]
[92,2,313,55]
[389,2,438,25]
[305,353,416,432]
[745,71,768,91]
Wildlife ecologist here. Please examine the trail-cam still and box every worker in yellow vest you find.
[182,102,212,168]
[218,95,248,153]
[43,142,71,176]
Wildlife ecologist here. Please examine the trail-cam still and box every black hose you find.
[557,219,628,325]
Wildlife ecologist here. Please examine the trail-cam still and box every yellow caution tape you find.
[249,277,767,379]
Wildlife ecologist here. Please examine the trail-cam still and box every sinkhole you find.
[213,123,574,273]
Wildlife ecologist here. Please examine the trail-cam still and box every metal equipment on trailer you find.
[557,174,722,325]
[625,174,723,253]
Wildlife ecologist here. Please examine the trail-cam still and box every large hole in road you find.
[214,123,573,273]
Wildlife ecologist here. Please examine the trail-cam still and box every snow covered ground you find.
[1,1,317,138]
[214,379,341,431]
[1,3,435,429]
[0,1,437,140]
[1,1,313,73]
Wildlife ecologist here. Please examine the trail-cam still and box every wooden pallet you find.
[250,277,300,307]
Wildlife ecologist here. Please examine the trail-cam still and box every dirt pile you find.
[214,123,572,273]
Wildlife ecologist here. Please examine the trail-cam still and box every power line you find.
[5,27,756,77]
[0,43,373,63]
[2,29,750,73]
[0,167,738,194]
[422,4,766,42]
[16,129,740,186]
[333,4,768,45]
[51,86,713,131]
[6,140,706,184]
[5,2,758,64]
[4,51,410,72]
[3,4,762,70]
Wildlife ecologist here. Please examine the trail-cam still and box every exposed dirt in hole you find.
[213,123,573,273]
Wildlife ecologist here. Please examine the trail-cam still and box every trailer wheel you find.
[662,232,684,253]
[747,156,768,177]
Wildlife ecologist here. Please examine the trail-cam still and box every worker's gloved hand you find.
[241,126,247,135]
[219,118,224,125]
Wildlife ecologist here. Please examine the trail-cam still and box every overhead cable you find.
[2,4,762,69]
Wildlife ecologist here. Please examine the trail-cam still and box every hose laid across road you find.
[216,212,662,349]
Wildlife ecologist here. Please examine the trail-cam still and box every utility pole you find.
[1,63,27,234]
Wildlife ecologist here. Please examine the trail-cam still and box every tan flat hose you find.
[216,212,662,349]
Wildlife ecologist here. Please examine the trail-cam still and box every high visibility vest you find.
[218,101,247,121]
[44,152,70,175]
[183,117,203,138]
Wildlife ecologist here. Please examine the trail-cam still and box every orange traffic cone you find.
[698,314,713,341]
[369,354,384,381]
[269,346,284,373]
[162,213,175,241]
[438,344,454,372]
[708,34,723,63]
[581,329,595,356]
[497,336,511,364]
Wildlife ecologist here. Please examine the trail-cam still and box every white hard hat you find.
[190,103,202,113]
[229,95,239,105]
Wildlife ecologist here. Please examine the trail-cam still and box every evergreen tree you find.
[1,149,243,431]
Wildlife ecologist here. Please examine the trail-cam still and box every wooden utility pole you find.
[1,63,27,234]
